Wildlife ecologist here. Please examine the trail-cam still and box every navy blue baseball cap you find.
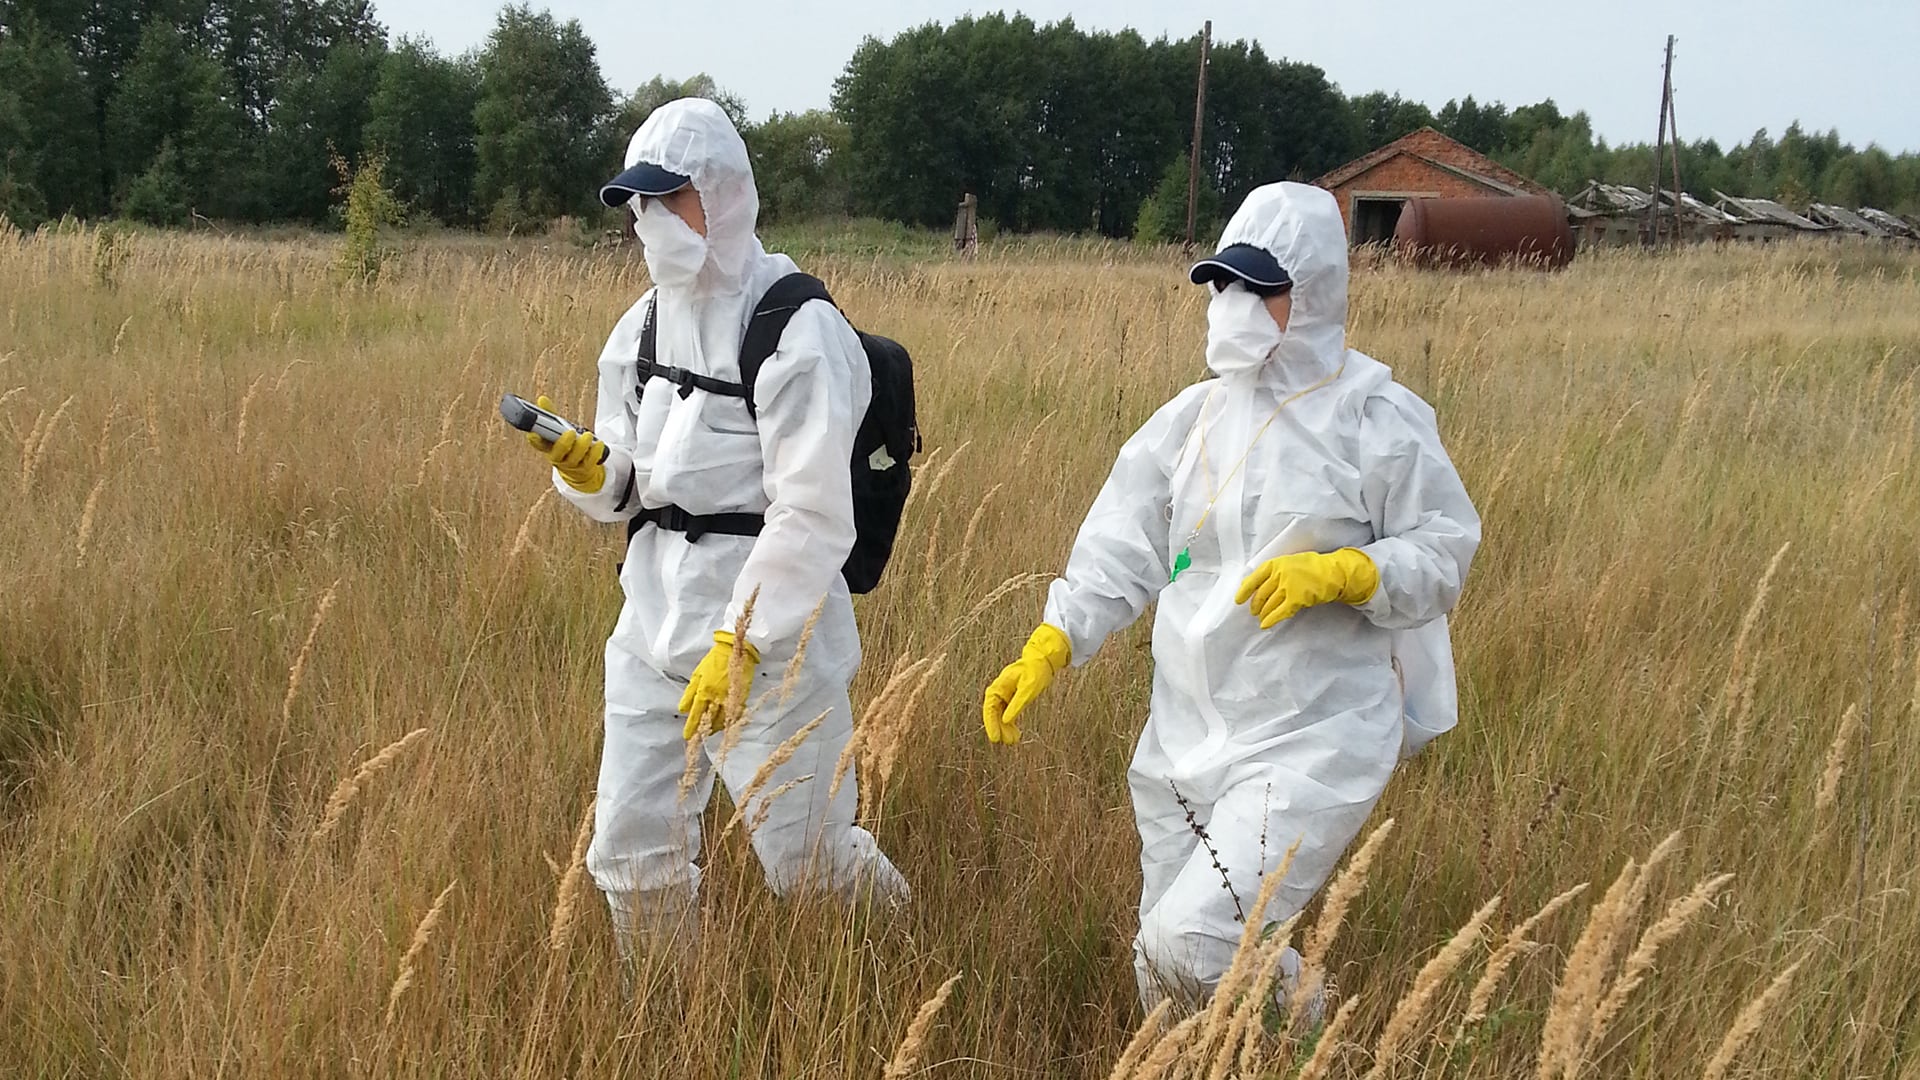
[1188,243,1292,294]
[599,161,692,208]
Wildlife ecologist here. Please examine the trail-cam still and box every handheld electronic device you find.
[499,393,585,444]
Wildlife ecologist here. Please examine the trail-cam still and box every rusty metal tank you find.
[1392,194,1575,269]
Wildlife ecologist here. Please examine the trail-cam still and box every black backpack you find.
[631,273,919,594]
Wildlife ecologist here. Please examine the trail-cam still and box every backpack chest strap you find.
[637,356,749,400]
[635,300,752,401]
[635,275,835,412]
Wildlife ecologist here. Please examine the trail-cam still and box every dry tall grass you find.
[1,222,1916,1077]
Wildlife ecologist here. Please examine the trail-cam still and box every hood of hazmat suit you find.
[1039,181,1480,1009]
[553,98,904,938]
[1199,186,1348,392]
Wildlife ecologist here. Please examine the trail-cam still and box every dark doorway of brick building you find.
[1352,197,1406,244]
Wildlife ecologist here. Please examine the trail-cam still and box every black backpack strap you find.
[637,295,656,374]
[635,294,751,400]
[633,505,764,543]
[738,273,837,417]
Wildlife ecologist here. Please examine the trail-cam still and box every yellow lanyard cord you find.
[1187,361,1346,539]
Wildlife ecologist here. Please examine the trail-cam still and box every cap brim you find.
[599,162,692,207]
[1187,243,1291,289]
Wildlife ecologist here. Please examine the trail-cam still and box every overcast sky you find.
[373,0,1920,154]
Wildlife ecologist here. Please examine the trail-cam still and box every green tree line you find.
[4,3,1917,234]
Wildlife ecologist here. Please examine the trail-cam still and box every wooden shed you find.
[1712,194,1832,243]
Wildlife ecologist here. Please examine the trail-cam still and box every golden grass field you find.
[2,221,1917,1079]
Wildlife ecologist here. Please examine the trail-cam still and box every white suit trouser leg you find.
[587,638,908,955]
[1128,715,1395,1012]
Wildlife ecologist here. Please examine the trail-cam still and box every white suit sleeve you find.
[726,300,868,658]
[1041,389,1202,666]
[554,294,651,523]
[1353,385,1480,630]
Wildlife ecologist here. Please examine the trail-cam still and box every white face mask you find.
[632,197,709,288]
[1204,283,1284,382]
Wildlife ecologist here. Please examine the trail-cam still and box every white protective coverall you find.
[1040,182,1479,1008]
[554,99,908,946]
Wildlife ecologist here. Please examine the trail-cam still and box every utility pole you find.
[1646,34,1675,248]
[1185,20,1211,253]
[1665,38,1684,245]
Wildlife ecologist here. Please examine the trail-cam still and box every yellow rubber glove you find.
[1235,548,1380,630]
[982,624,1072,745]
[679,631,761,740]
[524,394,608,494]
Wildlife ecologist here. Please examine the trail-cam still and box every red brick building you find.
[1313,127,1549,244]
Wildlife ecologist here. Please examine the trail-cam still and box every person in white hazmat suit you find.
[526,99,908,955]
[980,182,1479,1012]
